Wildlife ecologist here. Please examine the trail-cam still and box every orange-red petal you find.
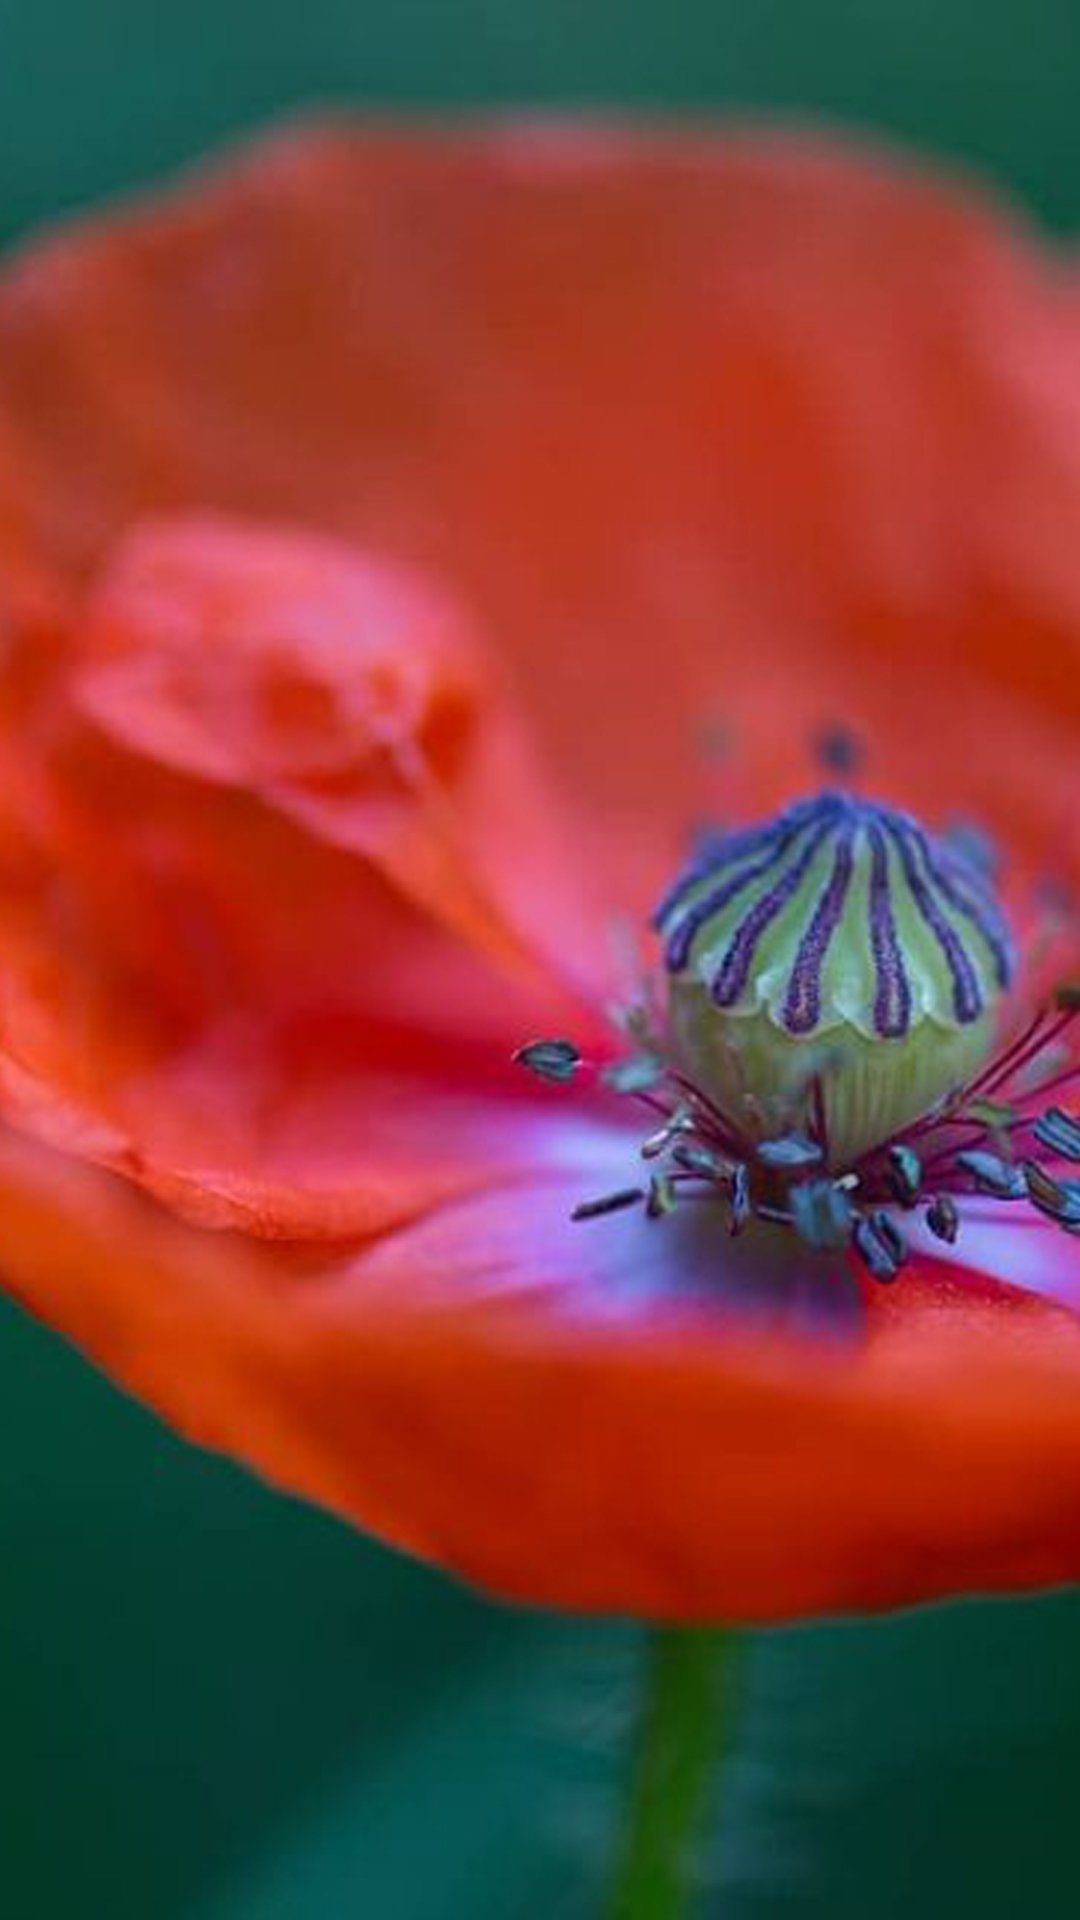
[0,756,594,1238]
[0,514,606,1235]
[74,514,601,990]
[3,1118,1080,1622]
[2,124,1080,891]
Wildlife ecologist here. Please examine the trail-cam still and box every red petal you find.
[0,763,594,1237]
[74,514,602,990]
[1,125,1080,889]
[0,514,607,1234]
[3,1118,1080,1622]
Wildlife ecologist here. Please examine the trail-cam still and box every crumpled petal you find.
[3,1117,1080,1622]
[0,517,604,1235]
[0,809,591,1238]
[74,514,601,989]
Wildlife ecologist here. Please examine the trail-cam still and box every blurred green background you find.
[4,3,1080,1915]
[5,0,1080,239]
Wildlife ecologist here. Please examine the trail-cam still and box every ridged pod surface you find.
[656,793,1014,1163]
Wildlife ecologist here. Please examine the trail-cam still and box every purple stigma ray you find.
[658,805,822,972]
[783,828,856,1033]
[711,823,832,1007]
[662,834,805,974]
[868,824,911,1037]
[653,790,1007,1038]
[886,820,984,1023]
[651,819,780,929]
[654,794,835,939]
[926,846,1014,991]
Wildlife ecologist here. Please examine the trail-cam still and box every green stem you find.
[605,1626,740,1920]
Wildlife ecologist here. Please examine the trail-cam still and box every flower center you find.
[515,789,1080,1285]
[656,790,1014,1163]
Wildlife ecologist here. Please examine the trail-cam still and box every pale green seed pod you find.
[655,793,1013,1165]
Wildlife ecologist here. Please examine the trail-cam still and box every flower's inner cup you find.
[518,788,1080,1285]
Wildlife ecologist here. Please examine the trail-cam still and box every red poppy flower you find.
[2,120,1080,1622]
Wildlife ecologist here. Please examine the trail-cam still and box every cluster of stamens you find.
[515,790,1080,1285]
[516,994,1080,1282]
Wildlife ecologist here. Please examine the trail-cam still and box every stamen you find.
[571,1187,645,1222]
[1033,1107,1080,1161]
[671,1141,729,1180]
[729,1163,751,1234]
[756,1134,823,1173]
[640,1109,694,1159]
[854,1211,907,1282]
[970,1005,1076,1100]
[925,1195,959,1244]
[664,1072,751,1158]
[645,1173,678,1219]
[514,1039,582,1084]
[886,1144,921,1206]
[1009,1056,1080,1112]
[1023,1161,1080,1230]
[529,967,1080,1282]
[601,1055,665,1095]
[810,1074,831,1162]
[955,1150,1028,1200]
[521,786,1080,1290]
[791,1179,854,1251]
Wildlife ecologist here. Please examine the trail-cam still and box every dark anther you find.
[756,1133,823,1173]
[571,1187,645,1222]
[672,1142,728,1180]
[645,1174,678,1219]
[1021,1160,1080,1230]
[926,1194,959,1244]
[814,723,863,774]
[886,1144,922,1206]
[854,1210,907,1282]
[602,1054,665,1095]
[955,1149,1028,1200]
[641,1109,693,1159]
[1054,983,1080,1013]
[514,1039,582,1084]
[790,1179,854,1252]
[729,1163,751,1235]
[1033,1106,1080,1162]
[876,1212,907,1263]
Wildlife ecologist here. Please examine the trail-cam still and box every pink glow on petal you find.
[909,1202,1080,1309]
